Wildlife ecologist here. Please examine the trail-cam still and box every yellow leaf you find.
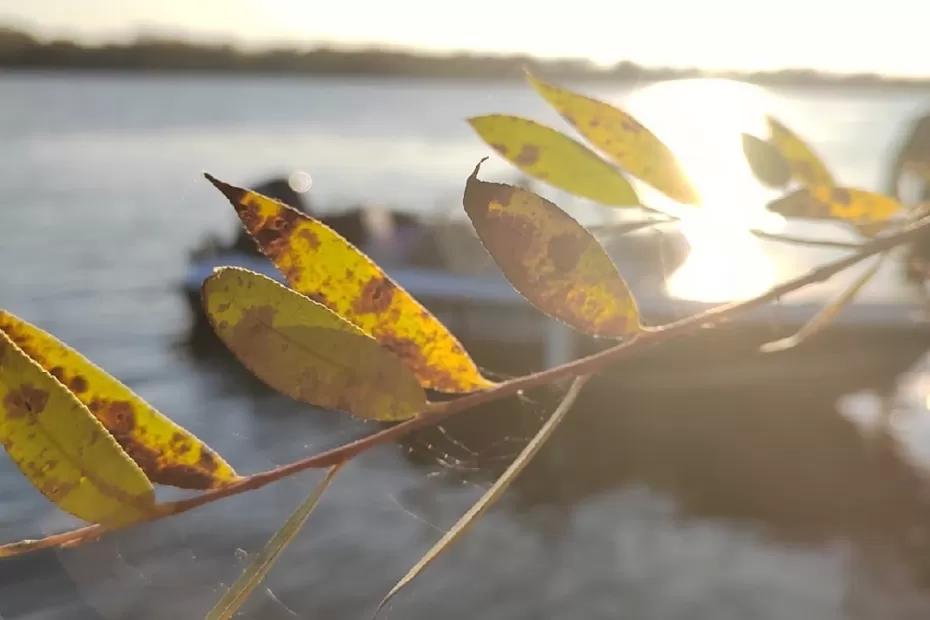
[741,133,791,189]
[202,268,426,421]
[463,160,641,338]
[768,186,903,225]
[205,174,493,394]
[0,331,155,526]
[761,255,883,353]
[0,310,238,490]
[767,117,834,188]
[468,115,639,206]
[527,72,698,204]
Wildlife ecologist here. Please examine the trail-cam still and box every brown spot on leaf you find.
[490,143,508,154]
[236,202,263,232]
[298,228,321,250]
[198,449,218,472]
[69,375,88,394]
[255,208,301,261]
[353,277,396,314]
[548,233,585,273]
[515,144,540,166]
[95,400,136,434]
[3,384,49,420]
[831,188,851,204]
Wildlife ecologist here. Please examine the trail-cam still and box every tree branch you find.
[3,213,930,559]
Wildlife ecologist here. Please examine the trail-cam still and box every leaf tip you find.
[204,173,245,205]
[470,157,489,181]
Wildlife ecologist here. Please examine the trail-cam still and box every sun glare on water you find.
[623,79,782,303]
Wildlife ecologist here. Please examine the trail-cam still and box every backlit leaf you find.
[463,160,641,338]
[768,186,903,225]
[206,463,342,620]
[767,117,834,188]
[203,268,426,421]
[761,256,883,353]
[468,115,639,206]
[376,375,588,617]
[527,72,698,204]
[0,310,238,490]
[205,174,493,394]
[0,331,155,526]
[741,133,791,189]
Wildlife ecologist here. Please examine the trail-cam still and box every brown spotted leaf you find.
[203,268,427,421]
[741,133,791,189]
[0,310,238,490]
[463,160,641,338]
[468,115,639,206]
[768,186,903,225]
[0,330,155,526]
[527,72,698,204]
[204,174,493,394]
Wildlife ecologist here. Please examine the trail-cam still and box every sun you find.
[622,78,783,303]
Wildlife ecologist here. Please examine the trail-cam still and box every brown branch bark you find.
[3,213,929,559]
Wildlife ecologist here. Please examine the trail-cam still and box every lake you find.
[2,71,930,619]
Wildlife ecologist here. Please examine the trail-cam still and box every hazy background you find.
[3,3,930,619]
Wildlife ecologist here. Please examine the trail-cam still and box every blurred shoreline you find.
[3,25,930,88]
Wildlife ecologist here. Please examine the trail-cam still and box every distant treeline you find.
[1,26,927,87]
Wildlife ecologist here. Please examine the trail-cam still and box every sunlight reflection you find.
[624,79,783,302]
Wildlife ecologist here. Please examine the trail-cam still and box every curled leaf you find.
[741,133,791,188]
[463,160,641,338]
[0,331,155,526]
[527,72,698,204]
[0,310,238,490]
[203,268,426,421]
[468,115,639,206]
[205,174,492,394]
[206,463,343,620]
[761,256,883,353]
[376,375,588,617]
[768,186,903,225]
[767,117,834,188]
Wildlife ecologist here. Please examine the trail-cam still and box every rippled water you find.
[3,72,930,618]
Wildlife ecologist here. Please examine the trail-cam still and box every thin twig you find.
[3,214,930,558]
[206,462,343,620]
[374,375,589,617]
[750,228,865,250]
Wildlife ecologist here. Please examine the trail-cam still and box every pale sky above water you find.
[1,0,928,77]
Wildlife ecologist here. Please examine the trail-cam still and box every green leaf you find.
[202,267,427,421]
[0,330,155,525]
[0,310,239,490]
[526,72,698,204]
[468,115,639,206]
[204,173,493,394]
[463,160,641,338]
[761,256,883,353]
[741,133,791,189]
[376,375,588,617]
[206,463,342,620]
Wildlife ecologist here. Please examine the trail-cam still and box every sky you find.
[1,0,927,77]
